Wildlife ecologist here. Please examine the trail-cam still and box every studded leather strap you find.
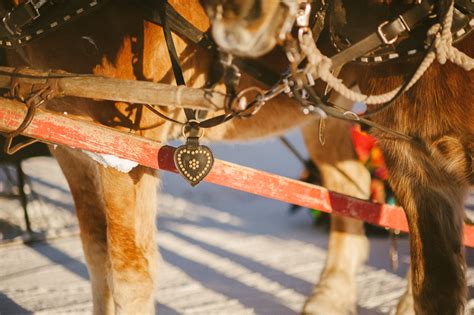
[0,0,108,48]
[330,1,434,69]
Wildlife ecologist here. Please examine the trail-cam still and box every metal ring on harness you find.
[230,86,266,118]
[181,119,204,139]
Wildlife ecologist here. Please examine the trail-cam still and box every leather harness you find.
[0,0,107,47]
[0,0,284,127]
[329,0,474,67]
[0,0,472,135]
[1,1,472,78]
[0,0,281,86]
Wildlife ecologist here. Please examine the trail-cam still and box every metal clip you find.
[296,3,312,28]
[389,229,400,272]
[219,51,233,66]
[318,116,326,146]
[343,111,361,121]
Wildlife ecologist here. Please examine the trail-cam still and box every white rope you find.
[432,3,474,71]
[299,2,473,105]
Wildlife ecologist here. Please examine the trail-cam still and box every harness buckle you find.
[23,0,46,21]
[296,3,312,28]
[377,21,398,45]
[2,0,46,36]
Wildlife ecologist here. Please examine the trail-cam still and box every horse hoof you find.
[302,295,355,315]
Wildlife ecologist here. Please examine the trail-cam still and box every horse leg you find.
[54,147,159,314]
[380,135,469,314]
[52,147,114,314]
[301,119,371,315]
[99,162,159,314]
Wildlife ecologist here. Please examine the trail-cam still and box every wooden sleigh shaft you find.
[0,97,473,247]
[0,66,225,111]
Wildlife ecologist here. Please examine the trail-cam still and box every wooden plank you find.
[0,98,473,247]
[0,66,225,111]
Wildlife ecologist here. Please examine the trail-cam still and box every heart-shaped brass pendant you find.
[174,137,214,186]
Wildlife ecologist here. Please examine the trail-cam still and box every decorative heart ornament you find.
[174,138,214,186]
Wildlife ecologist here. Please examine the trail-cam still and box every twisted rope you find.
[432,3,474,70]
[299,2,473,105]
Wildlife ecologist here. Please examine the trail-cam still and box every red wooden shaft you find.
[1,100,473,247]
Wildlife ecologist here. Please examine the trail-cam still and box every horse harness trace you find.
[0,0,472,185]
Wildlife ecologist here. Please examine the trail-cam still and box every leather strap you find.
[141,0,280,87]
[153,0,243,130]
[157,0,196,124]
[0,0,44,37]
[142,0,213,49]
[330,1,434,69]
[0,0,108,48]
[353,1,473,64]
[0,0,280,87]
[456,0,474,15]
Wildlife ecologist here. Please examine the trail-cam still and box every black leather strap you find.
[154,0,242,129]
[0,0,45,38]
[330,1,434,69]
[144,0,283,130]
[0,0,108,48]
[141,0,280,87]
[142,0,213,49]
[157,0,196,123]
[456,0,474,15]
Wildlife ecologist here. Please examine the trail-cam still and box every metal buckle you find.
[2,0,46,36]
[377,21,398,45]
[26,0,47,20]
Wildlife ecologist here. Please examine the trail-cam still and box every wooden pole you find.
[0,98,473,247]
[0,66,225,111]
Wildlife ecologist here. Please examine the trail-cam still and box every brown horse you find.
[3,0,373,314]
[206,0,473,314]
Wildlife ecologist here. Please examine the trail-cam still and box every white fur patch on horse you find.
[82,151,138,173]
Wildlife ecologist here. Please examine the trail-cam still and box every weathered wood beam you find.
[0,97,473,247]
[0,66,225,111]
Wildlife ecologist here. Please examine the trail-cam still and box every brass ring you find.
[181,119,204,138]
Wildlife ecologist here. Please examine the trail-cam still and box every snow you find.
[82,150,139,173]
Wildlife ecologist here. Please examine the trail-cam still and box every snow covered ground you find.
[0,130,473,314]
